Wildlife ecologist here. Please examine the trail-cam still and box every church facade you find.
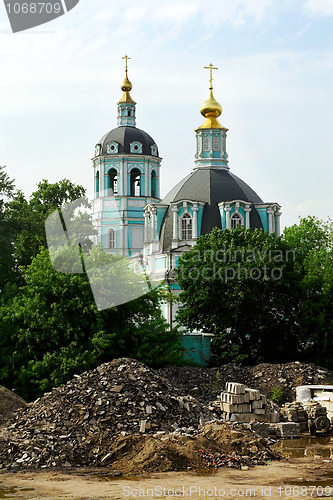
[92,60,282,325]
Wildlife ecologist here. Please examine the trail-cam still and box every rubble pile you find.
[303,401,328,420]
[0,358,214,470]
[280,402,308,432]
[197,449,270,468]
[0,387,26,425]
[158,362,333,404]
[210,382,279,423]
[245,420,301,439]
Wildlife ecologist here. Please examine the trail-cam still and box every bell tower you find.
[92,57,162,257]
[194,63,229,170]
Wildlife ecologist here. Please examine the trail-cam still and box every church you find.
[92,58,282,330]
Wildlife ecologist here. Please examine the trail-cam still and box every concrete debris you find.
[1,358,331,473]
[280,402,308,432]
[303,401,328,419]
[209,382,277,423]
[0,358,214,470]
[158,362,333,404]
[280,401,328,433]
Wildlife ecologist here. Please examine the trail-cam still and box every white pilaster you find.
[225,205,231,229]
[124,221,128,256]
[267,209,274,235]
[275,210,282,236]
[172,204,178,240]
[244,205,251,229]
[151,207,157,241]
[144,211,149,242]
[192,203,199,239]
[145,163,149,196]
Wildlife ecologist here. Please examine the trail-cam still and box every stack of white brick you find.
[219,382,276,423]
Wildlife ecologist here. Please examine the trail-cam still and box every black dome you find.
[98,126,158,156]
[160,168,264,251]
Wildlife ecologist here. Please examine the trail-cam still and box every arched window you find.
[181,213,192,240]
[231,213,243,229]
[213,134,220,151]
[130,168,141,196]
[151,171,157,198]
[107,169,118,195]
[132,227,143,250]
[203,135,210,151]
[95,171,99,196]
[108,228,115,249]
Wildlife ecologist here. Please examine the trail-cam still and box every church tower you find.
[92,56,162,256]
[194,63,229,170]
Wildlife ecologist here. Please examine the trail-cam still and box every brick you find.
[251,400,263,410]
[226,382,245,394]
[245,388,260,400]
[222,402,238,413]
[221,393,242,404]
[270,412,280,423]
[275,422,300,438]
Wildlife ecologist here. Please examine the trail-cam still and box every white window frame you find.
[230,212,243,229]
[108,228,116,249]
[213,134,220,151]
[180,213,193,240]
[130,142,143,154]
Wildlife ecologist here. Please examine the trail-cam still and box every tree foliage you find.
[176,220,333,368]
[283,217,333,367]
[0,247,182,401]
[7,179,87,269]
[0,166,15,288]
[176,227,302,364]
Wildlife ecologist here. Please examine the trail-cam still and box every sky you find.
[0,0,333,230]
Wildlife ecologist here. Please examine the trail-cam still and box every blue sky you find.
[1,0,333,229]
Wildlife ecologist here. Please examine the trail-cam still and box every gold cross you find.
[122,55,131,73]
[204,63,218,90]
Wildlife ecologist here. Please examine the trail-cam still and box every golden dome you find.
[121,75,132,92]
[195,63,227,130]
[200,90,222,118]
[196,90,227,131]
[118,72,136,105]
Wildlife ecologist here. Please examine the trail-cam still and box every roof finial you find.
[204,63,218,91]
[122,54,131,75]
[119,55,136,104]
[196,63,226,130]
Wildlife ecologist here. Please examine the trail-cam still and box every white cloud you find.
[303,0,333,17]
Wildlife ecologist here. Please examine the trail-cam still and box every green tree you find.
[7,179,88,269]
[0,246,182,401]
[175,227,303,365]
[283,217,333,368]
[0,166,15,289]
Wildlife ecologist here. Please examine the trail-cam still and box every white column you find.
[225,205,231,229]
[244,205,251,229]
[120,210,124,253]
[145,163,149,197]
[144,211,149,242]
[151,207,157,241]
[124,221,128,256]
[267,209,274,235]
[275,210,282,236]
[121,160,126,196]
[172,205,178,240]
[192,203,199,239]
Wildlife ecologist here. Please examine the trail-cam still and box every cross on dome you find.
[204,63,218,91]
[122,55,131,74]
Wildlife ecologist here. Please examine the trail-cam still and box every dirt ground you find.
[1,457,333,499]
